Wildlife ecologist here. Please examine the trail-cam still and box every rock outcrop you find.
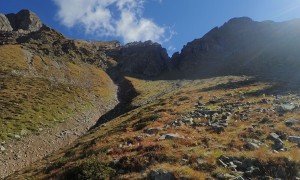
[107,40,170,77]
[0,14,13,31]
[6,9,43,32]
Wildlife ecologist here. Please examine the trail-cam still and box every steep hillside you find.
[0,10,120,178]
[172,17,300,82]
[9,76,300,179]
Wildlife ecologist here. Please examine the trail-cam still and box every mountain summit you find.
[0,9,42,32]
[171,17,300,82]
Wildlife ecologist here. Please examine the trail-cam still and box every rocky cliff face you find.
[6,9,43,32]
[0,14,13,31]
[172,17,300,82]
[107,40,170,77]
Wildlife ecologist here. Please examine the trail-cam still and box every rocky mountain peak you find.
[107,40,170,77]
[5,9,43,32]
[226,17,253,25]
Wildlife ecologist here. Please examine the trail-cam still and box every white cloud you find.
[52,0,169,43]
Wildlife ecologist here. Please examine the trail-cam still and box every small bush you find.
[45,157,70,173]
[178,96,189,101]
[59,156,116,180]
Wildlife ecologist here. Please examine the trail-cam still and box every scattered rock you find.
[260,118,273,124]
[144,128,162,135]
[275,104,296,113]
[14,135,21,139]
[0,146,5,151]
[244,166,262,177]
[158,133,185,140]
[232,176,244,180]
[170,120,184,127]
[211,123,225,134]
[181,117,194,124]
[246,141,260,150]
[268,133,284,150]
[288,136,300,144]
[268,133,280,141]
[285,118,299,127]
[223,173,236,179]
[149,169,175,180]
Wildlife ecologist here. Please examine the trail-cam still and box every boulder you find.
[181,117,194,124]
[273,139,284,151]
[285,118,299,127]
[211,123,225,133]
[6,9,43,32]
[149,169,175,180]
[288,136,300,144]
[275,104,296,113]
[246,142,260,150]
[159,133,185,140]
[268,133,280,141]
[0,145,5,151]
[0,14,13,31]
[268,133,284,150]
[144,128,162,135]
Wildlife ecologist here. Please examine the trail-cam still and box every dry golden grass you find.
[0,45,116,140]
[0,45,28,72]
[9,75,300,179]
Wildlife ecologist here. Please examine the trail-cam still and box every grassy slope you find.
[0,45,116,140]
[9,75,300,179]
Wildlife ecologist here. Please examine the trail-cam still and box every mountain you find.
[1,10,300,180]
[171,17,300,83]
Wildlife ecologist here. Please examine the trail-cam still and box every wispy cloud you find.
[52,0,170,43]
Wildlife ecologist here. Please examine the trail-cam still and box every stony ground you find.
[0,97,118,178]
[0,43,119,178]
[7,76,300,179]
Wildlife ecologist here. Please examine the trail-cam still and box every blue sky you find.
[2,0,300,55]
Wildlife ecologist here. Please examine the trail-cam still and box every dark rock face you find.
[107,40,170,77]
[0,14,13,31]
[6,10,42,32]
[172,17,300,82]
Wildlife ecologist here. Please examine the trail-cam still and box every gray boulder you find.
[144,128,162,135]
[275,104,296,113]
[285,118,299,127]
[0,14,13,31]
[149,169,175,180]
[268,133,284,150]
[246,142,260,150]
[181,117,194,124]
[288,136,300,144]
[268,132,280,141]
[6,9,43,32]
[159,133,185,140]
